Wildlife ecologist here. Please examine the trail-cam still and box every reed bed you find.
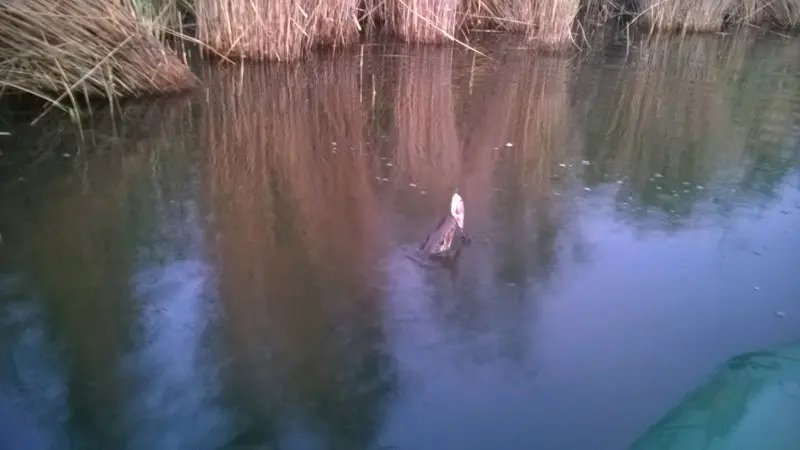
[758,0,800,27]
[384,0,461,42]
[0,0,196,106]
[195,0,361,61]
[636,0,800,31]
[117,0,193,40]
[459,0,580,49]
[636,0,738,32]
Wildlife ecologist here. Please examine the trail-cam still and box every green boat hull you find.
[631,340,800,450]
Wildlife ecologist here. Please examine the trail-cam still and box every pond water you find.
[0,29,799,450]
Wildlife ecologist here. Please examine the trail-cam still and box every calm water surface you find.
[1,31,799,450]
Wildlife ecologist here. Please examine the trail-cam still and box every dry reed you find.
[195,0,361,61]
[0,0,196,106]
[460,0,580,49]
[117,0,193,40]
[758,0,800,27]
[636,0,738,32]
[383,0,461,42]
[634,0,800,32]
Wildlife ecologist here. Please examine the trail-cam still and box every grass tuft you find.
[0,0,196,112]
[460,0,580,49]
[194,0,361,61]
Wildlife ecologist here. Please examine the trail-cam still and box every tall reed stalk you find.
[384,0,461,42]
[460,0,579,49]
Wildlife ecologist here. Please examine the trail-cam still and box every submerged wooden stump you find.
[0,0,196,100]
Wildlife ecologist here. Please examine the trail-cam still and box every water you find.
[0,30,799,450]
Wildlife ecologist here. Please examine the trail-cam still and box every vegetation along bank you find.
[0,0,799,110]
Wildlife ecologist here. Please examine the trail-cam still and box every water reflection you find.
[576,32,800,227]
[0,31,798,450]
[200,56,396,450]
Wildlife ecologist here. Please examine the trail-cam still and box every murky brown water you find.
[1,30,799,450]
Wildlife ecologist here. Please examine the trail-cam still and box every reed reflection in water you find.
[200,54,396,450]
[0,96,237,450]
[0,31,798,450]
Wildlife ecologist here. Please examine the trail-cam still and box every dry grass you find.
[459,0,580,49]
[0,0,196,109]
[383,0,461,42]
[635,0,800,31]
[636,0,738,32]
[117,0,193,40]
[195,0,361,61]
[756,0,800,27]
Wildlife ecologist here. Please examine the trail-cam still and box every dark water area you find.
[0,30,799,450]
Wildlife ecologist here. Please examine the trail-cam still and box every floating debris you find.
[584,187,592,192]
[332,141,337,145]
[616,180,623,184]
[581,160,590,166]
[0,131,10,136]
[655,173,663,178]
[697,185,704,190]
[558,163,567,168]
[62,153,72,158]
[420,190,427,195]
[504,142,514,147]
[682,181,690,186]
[775,311,786,318]
[656,186,662,190]
[385,163,393,167]
[753,286,760,291]
[381,177,389,182]
[752,251,762,256]
[409,183,417,188]
[683,189,690,193]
